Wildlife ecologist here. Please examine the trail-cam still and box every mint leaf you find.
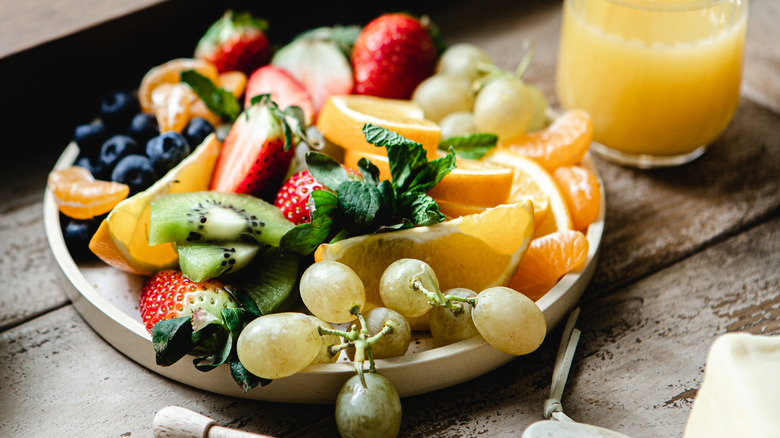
[357,158,381,186]
[180,70,241,121]
[306,152,350,190]
[397,191,445,226]
[439,133,498,159]
[280,190,339,254]
[337,181,382,233]
[406,148,457,193]
[363,124,428,192]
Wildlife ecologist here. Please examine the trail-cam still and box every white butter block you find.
[684,332,780,438]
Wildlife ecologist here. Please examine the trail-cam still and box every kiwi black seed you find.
[148,191,294,246]
[177,242,261,282]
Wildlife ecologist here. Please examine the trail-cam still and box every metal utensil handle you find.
[153,405,276,438]
[544,307,582,422]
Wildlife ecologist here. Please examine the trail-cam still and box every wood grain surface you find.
[1,0,778,437]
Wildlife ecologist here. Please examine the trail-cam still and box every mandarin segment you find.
[553,164,601,231]
[502,109,593,170]
[138,58,219,113]
[508,230,589,301]
[151,83,199,133]
[48,166,129,220]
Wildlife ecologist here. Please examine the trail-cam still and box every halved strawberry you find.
[351,13,438,99]
[271,27,356,122]
[210,96,298,201]
[139,269,239,332]
[195,10,271,75]
[244,65,315,126]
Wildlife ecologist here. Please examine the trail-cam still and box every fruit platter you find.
[44,9,604,434]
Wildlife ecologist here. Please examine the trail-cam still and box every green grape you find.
[435,43,494,80]
[473,74,534,141]
[428,288,480,346]
[379,258,439,318]
[305,315,342,364]
[439,111,477,140]
[236,312,321,379]
[471,286,547,355]
[526,83,549,132]
[300,261,366,324]
[411,74,474,123]
[347,307,412,360]
[335,373,402,438]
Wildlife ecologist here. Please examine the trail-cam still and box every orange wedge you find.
[342,149,513,208]
[88,135,222,275]
[48,166,129,220]
[553,164,601,232]
[502,109,593,170]
[483,149,572,237]
[314,201,535,307]
[316,95,441,160]
[508,230,589,301]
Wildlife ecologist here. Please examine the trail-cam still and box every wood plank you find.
[2,215,776,437]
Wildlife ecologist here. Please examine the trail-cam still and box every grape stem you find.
[412,264,477,314]
[317,305,395,389]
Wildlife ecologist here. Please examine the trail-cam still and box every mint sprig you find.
[280,124,456,255]
[180,70,242,121]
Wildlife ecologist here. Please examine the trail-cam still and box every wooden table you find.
[2,0,778,436]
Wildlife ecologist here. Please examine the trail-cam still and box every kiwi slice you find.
[227,248,300,317]
[177,242,260,282]
[148,191,294,246]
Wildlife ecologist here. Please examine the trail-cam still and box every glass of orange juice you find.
[556,0,749,168]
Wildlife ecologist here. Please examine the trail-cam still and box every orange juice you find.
[556,0,748,167]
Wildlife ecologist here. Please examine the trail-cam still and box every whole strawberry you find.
[210,95,302,201]
[139,269,239,332]
[274,170,324,224]
[195,10,271,75]
[351,13,438,99]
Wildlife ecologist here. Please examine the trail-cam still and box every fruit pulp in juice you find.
[556,0,748,157]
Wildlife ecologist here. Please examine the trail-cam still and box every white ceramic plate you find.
[44,141,605,404]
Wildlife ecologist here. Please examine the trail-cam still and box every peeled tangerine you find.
[48,166,129,220]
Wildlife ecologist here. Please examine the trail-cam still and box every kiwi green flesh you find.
[148,191,294,247]
[227,248,300,317]
[178,242,261,282]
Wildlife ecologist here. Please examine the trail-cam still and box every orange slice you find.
[553,164,601,231]
[483,149,571,237]
[138,58,219,113]
[316,95,441,160]
[314,201,535,307]
[342,149,513,207]
[508,230,589,301]
[47,166,129,220]
[502,109,593,170]
[89,135,222,275]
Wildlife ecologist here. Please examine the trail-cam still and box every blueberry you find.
[127,113,159,146]
[74,155,109,180]
[62,215,104,260]
[74,121,110,158]
[182,117,215,147]
[111,154,157,195]
[145,132,191,175]
[99,134,141,175]
[99,91,140,130]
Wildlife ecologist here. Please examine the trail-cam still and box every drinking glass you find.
[556,0,749,168]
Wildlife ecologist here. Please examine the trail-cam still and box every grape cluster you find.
[411,42,549,142]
